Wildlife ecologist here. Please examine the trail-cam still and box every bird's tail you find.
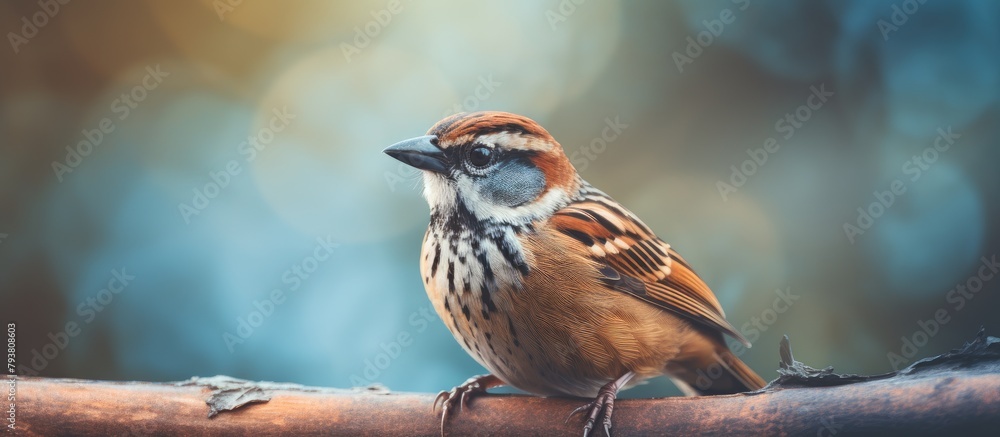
[668,343,767,396]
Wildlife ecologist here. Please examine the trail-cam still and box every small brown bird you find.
[384,111,765,436]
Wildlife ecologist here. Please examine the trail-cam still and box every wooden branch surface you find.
[13,333,1000,436]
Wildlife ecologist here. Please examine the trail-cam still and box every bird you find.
[383,111,766,436]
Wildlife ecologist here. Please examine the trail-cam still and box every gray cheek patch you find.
[477,158,546,207]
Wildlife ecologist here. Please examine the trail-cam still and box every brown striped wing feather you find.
[550,194,751,347]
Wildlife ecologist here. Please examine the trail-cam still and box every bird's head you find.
[384,111,580,225]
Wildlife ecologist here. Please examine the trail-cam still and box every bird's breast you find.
[419,222,534,383]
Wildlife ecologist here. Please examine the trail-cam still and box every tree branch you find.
[12,331,1000,436]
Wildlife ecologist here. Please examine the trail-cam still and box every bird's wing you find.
[550,192,750,347]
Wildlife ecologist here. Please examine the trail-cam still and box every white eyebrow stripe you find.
[475,132,554,152]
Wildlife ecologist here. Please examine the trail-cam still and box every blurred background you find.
[1,0,998,398]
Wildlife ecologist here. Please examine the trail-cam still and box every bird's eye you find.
[468,145,494,168]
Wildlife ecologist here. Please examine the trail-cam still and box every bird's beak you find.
[383,135,449,174]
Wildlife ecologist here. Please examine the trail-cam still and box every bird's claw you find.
[434,375,491,436]
[568,390,618,437]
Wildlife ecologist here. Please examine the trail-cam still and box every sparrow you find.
[384,111,766,436]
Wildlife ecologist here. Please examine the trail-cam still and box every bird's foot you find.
[566,372,634,437]
[433,374,501,436]
[567,390,617,437]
